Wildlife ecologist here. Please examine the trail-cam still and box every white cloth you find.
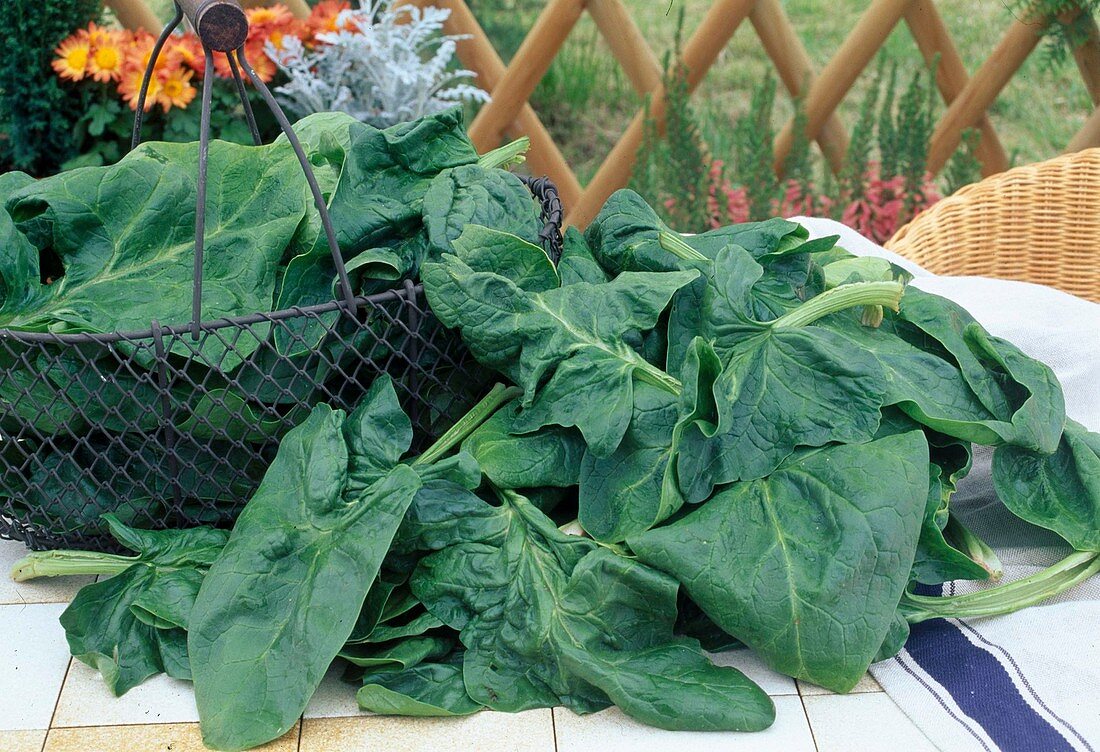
[793,217,1100,752]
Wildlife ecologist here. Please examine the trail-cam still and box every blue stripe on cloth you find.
[907,584,1076,752]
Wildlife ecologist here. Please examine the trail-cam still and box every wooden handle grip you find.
[177,0,249,52]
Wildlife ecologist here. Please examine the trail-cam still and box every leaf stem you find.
[772,282,905,329]
[412,383,521,467]
[478,137,530,170]
[658,230,709,263]
[633,356,684,396]
[11,550,137,582]
[901,550,1100,623]
[945,516,1004,580]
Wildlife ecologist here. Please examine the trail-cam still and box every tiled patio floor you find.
[0,538,939,752]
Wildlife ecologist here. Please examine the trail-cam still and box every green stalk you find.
[945,516,1004,580]
[478,137,531,170]
[633,356,684,396]
[412,383,522,467]
[11,549,137,582]
[901,550,1100,623]
[658,229,709,263]
[772,281,905,329]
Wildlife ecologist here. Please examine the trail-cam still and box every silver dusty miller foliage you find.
[266,0,489,127]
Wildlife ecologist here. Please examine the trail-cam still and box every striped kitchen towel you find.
[795,217,1100,752]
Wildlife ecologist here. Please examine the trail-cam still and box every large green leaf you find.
[274,108,480,354]
[450,225,558,292]
[578,383,678,542]
[189,380,422,752]
[59,516,229,695]
[896,289,1065,453]
[675,318,887,499]
[411,489,775,731]
[0,171,38,314]
[461,401,584,489]
[357,656,482,717]
[3,138,308,367]
[423,254,696,456]
[993,419,1100,551]
[423,165,541,256]
[584,189,829,275]
[632,432,929,691]
[557,226,607,286]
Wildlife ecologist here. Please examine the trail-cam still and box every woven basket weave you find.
[887,149,1100,303]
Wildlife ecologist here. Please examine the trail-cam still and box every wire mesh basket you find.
[0,2,564,551]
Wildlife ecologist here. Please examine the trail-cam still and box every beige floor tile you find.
[0,603,71,731]
[53,661,199,727]
[803,693,938,752]
[0,728,47,752]
[300,709,554,752]
[43,722,298,752]
[553,696,815,752]
[0,540,93,606]
[797,671,883,696]
[710,649,798,696]
[303,665,365,719]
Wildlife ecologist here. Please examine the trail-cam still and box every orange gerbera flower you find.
[157,68,197,111]
[79,22,113,47]
[88,33,126,82]
[53,36,91,82]
[305,0,351,42]
[166,33,206,76]
[118,66,160,111]
[246,3,294,29]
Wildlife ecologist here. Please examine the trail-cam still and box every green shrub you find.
[0,0,100,175]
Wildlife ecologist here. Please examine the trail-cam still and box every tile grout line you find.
[550,708,559,752]
[796,681,822,752]
[42,654,75,752]
[296,716,305,752]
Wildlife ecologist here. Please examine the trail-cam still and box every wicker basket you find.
[887,149,1100,303]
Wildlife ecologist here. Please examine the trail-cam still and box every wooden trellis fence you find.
[105,0,1100,227]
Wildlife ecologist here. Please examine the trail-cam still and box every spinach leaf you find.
[339,634,453,669]
[423,165,541,256]
[411,489,775,731]
[274,109,479,355]
[188,378,422,752]
[423,254,696,456]
[578,383,678,542]
[462,401,584,489]
[357,656,482,717]
[896,289,1066,453]
[632,432,929,692]
[4,138,308,368]
[585,189,834,275]
[993,419,1100,551]
[674,310,888,498]
[59,515,229,695]
[0,171,38,313]
[450,225,558,292]
[557,226,607,286]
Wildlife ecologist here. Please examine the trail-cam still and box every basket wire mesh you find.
[0,1,563,550]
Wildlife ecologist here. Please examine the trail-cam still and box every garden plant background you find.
[2,0,1096,243]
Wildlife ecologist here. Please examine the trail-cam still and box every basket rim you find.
[0,283,423,346]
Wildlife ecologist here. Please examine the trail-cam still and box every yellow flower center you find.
[164,78,184,98]
[93,46,121,70]
[66,48,89,70]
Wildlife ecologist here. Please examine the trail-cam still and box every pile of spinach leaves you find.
[13,188,1100,751]
[0,107,542,532]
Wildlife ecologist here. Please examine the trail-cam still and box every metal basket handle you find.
[130,0,358,342]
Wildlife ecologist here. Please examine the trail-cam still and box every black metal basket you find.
[0,2,563,550]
